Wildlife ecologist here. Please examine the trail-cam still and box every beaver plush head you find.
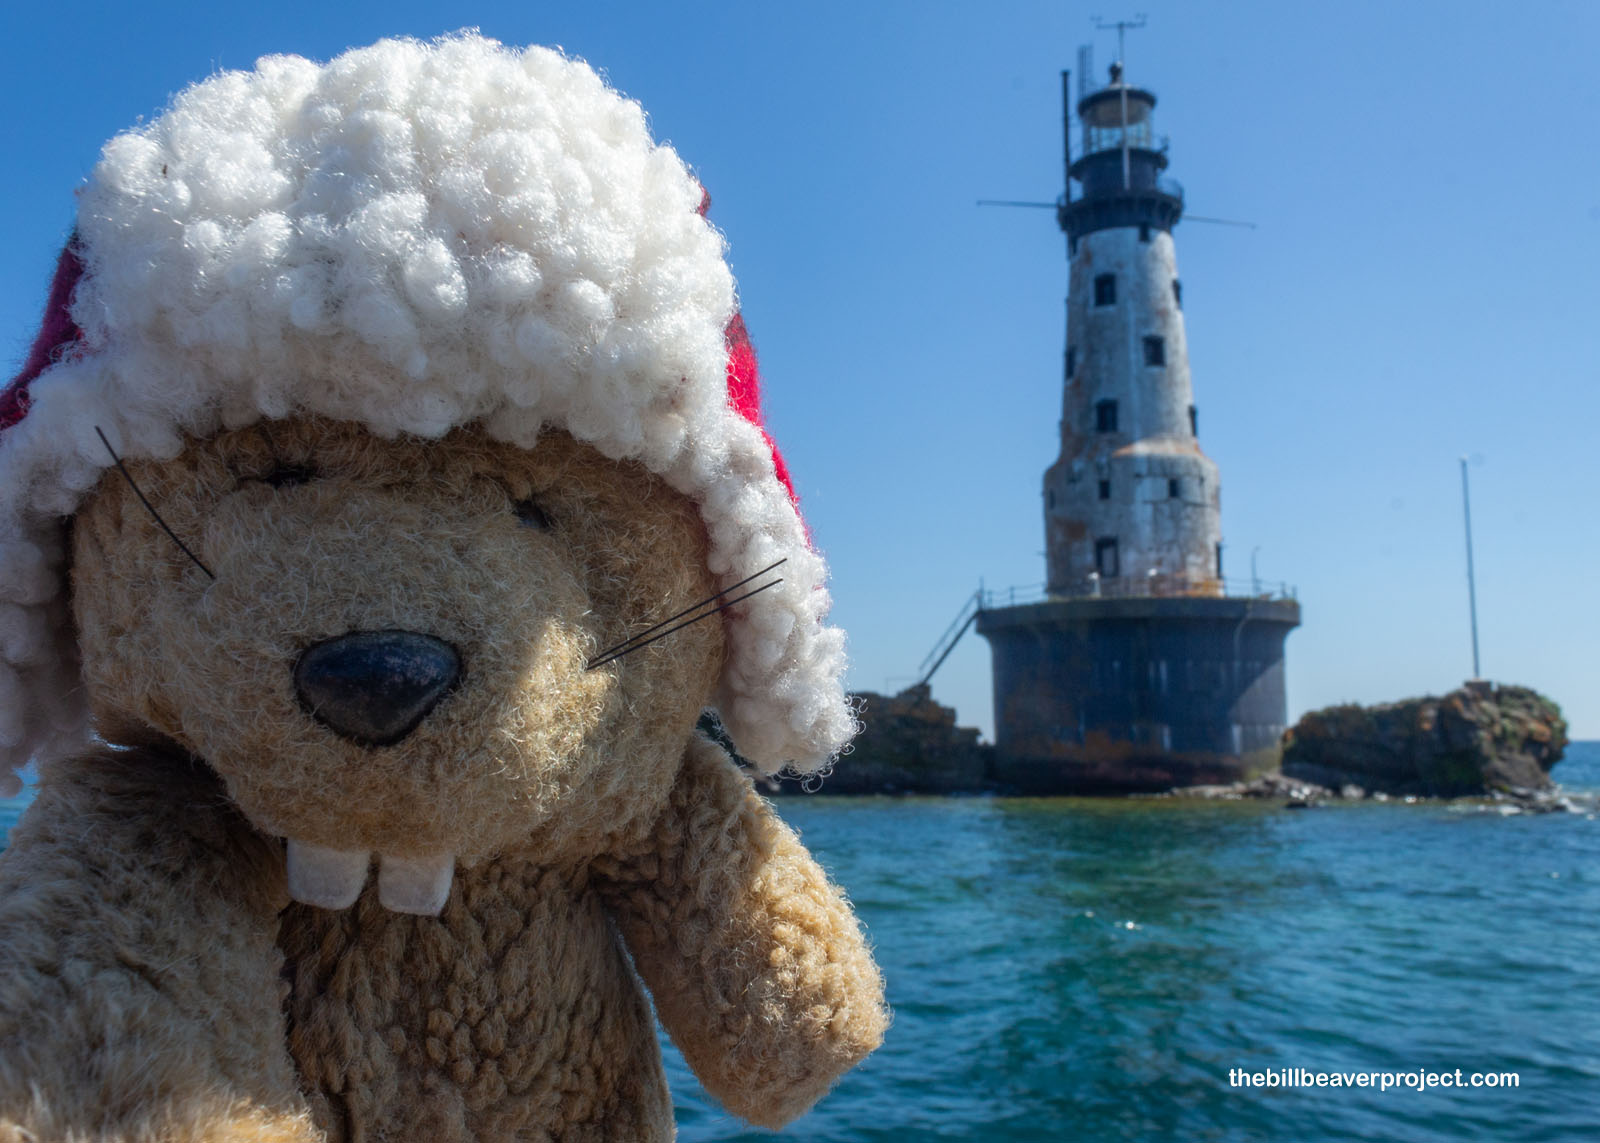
[0,33,855,828]
[71,418,728,912]
[0,36,883,1140]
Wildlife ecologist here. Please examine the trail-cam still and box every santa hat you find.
[0,34,855,793]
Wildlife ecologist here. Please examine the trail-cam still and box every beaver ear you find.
[63,490,181,758]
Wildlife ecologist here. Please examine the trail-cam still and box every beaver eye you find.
[248,464,316,489]
[513,497,552,530]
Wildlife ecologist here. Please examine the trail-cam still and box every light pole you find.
[1459,457,1480,680]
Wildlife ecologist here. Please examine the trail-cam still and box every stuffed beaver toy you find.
[0,35,886,1141]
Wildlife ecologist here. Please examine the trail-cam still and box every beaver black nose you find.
[293,631,461,746]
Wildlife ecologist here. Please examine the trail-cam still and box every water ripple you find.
[667,744,1600,1141]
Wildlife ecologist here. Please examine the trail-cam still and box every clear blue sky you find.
[4,1,1597,739]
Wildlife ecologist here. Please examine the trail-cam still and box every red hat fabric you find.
[2,242,84,433]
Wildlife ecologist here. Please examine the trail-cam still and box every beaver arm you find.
[592,734,888,1128]
[0,745,318,1143]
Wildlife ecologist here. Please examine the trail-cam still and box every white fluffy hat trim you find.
[0,34,855,789]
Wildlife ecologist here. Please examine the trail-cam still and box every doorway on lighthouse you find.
[1095,537,1120,579]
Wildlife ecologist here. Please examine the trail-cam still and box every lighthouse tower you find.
[975,58,1301,793]
[1045,61,1220,597]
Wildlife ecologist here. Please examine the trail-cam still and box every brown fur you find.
[0,421,886,1139]
[593,734,888,1129]
[0,746,317,1142]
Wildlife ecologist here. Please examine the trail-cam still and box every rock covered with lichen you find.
[1281,681,1567,797]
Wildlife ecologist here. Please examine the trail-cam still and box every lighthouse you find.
[1045,61,1219,598]
[975,58,1301,792]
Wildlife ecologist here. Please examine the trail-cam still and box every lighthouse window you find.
[1066,346,1076,378]
[1095,399,1118,433]
[1173,279,1183,309]
[1189,404,1198,436]
[1095,537,1120,578]
[1098,480,1111,500]
[1139,223,1151,243]
[1094,274,1116,307]
[1143,336,1166,367]
[1168,478,1180,499]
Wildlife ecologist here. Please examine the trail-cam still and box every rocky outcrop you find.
[1163,770,1339,806]
[1164,770,1593,814]
[1280,682,1568,797]
[715,680,1571,802]
[749,685,992,795]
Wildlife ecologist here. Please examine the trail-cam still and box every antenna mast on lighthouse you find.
[1093,15,1147,190]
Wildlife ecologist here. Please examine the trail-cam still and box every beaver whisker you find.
[587,574,784,671]
[94,426,215,581]
[585,559,785,668]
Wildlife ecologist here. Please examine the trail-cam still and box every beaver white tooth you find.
[286,841,370,909]
[378,853,455,916]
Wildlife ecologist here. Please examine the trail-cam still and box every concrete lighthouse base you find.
[976,595,1301,793]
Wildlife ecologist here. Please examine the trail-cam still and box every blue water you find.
[4,747,1598,1141]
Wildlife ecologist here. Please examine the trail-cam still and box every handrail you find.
[978,576,1297,610]
[915,589,983,686]
[915,576,1297,688]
